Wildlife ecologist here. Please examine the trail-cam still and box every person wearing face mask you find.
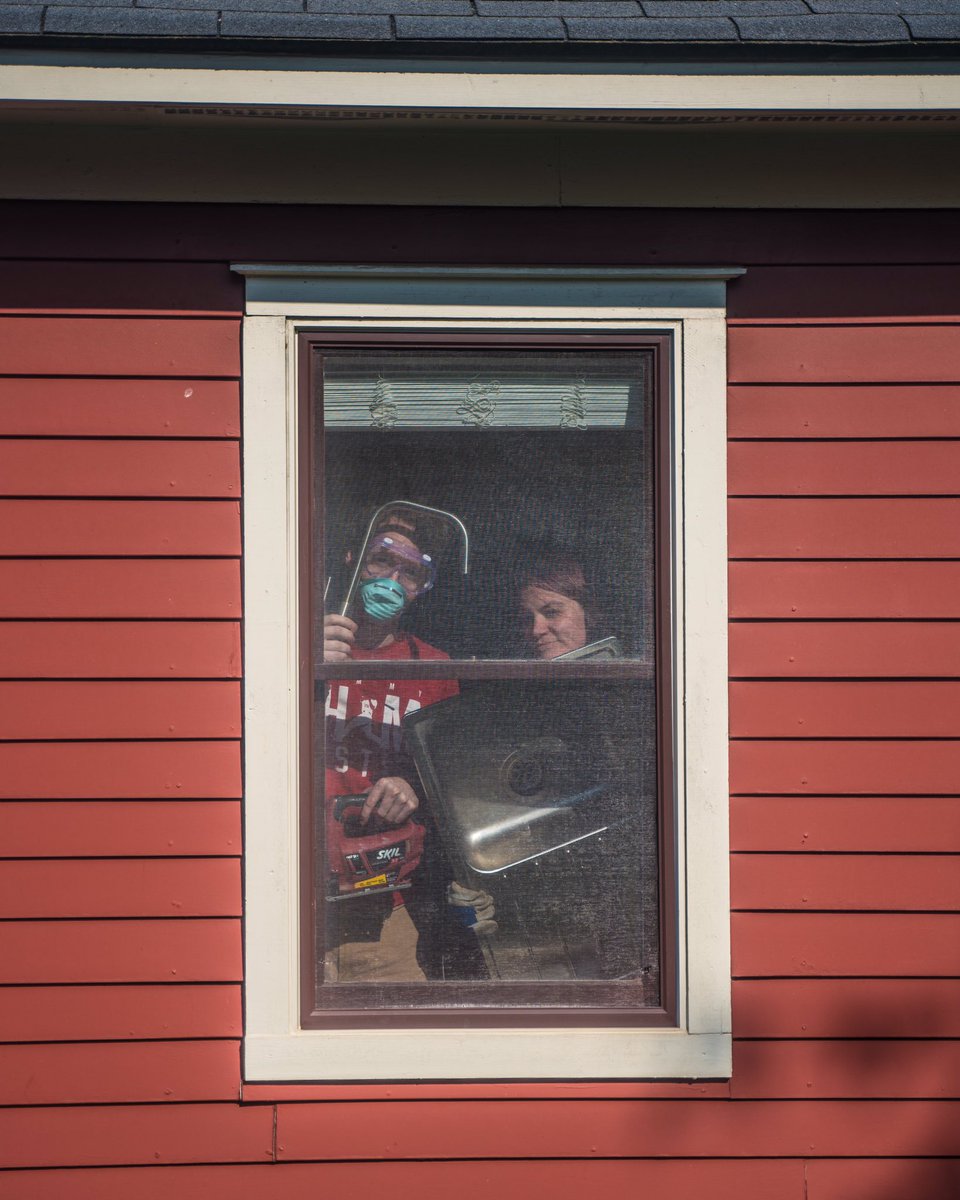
[322,507,486,983]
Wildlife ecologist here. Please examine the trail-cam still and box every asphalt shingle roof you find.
[1,0,959,48]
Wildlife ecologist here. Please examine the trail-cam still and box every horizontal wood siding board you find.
[0,1160,808,1194]
[806,1159,960,1200]
[729,562,960,619]
[730,1039,960,1100]
[0,742,241,799]
[274,1099,960,1161]
[0,919,241,984]
[726,265,960,320]
[0,560,241,618]
[0,983,241,1042]
[727,384,960,440]
[0,261,243,314]
[3,203,959,264]
[0,800,241,857]
[731,681,960,738]
[0,859,241,918]
[0,442,240,499]
[0,620,242,679]
[0,1041,241,1106]
[731,739,960,795]
[0,317,240,377]
[729,622,960,679]
[0,500,241,556]
[0,681,241,740]
[0,379,240,437]
[0,1103,272,1169]
[730,854,960,912]
[729,443,960,497]
[730,797,960,853]
[728,325,960,384]
[732,913,960,977]
[732,978,960,1038]
[729,498,960,558]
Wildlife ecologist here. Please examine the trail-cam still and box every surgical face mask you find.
[358,576,407,621]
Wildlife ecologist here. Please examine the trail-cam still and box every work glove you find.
[447,880,497,937]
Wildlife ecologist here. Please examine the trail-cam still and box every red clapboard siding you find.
[0,1103,273,1169]
[806,1159,960,1200]
[0,261,242,313]
[727,384,960,439]
[0,1161,810,1200]
[729,498,960,558]
[0,317,240,377]
[731,739,960,795]
[730,797,960,853]
[731,854,960,912]
[0,681,240,739]
[0,1162,811,1198]
[726,265,960,320]
[731,1040,960,1100]
[0,378,240,437]
[0,620,241,677]
[0,918,241,983]
[0,983,241,1041]
[732,913,960,977]
[0,441,239,498]
[275,1099,960,1160]
[727,323,960,384]
[729,443,960,496]
[731,682,960,738]
[0,560,240,617]
[0,741,241,799]
[730,562,960,619]
[0,1161,816,1200]
[0,859,241,918]
[733,978,960,1038]
[729,622,960,679]
[0,500,240,555]
[0,1041,240,1106]
[0,801,240,857]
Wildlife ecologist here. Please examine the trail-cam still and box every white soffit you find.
[1,63,960,114]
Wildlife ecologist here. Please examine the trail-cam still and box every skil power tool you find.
[326,793,425,901]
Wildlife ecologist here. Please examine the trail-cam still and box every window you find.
[310,340,665,1019]
[238,265,737,1081]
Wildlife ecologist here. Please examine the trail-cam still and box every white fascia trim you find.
[2,63,960,112]
[242,265,732,1082]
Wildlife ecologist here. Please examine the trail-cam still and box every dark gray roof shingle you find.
[1,0,959,48]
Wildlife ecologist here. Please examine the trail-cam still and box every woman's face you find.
[520,584,588,659]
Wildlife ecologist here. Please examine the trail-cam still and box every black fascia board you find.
[0,35,959,64]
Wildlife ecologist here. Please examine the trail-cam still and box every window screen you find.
[308,343,664,1020]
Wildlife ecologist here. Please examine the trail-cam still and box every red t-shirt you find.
[324,634,458,800]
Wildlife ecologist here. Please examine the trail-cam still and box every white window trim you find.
[237,264,739,1082]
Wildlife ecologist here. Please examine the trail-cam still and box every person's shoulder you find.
[408,635,451,662]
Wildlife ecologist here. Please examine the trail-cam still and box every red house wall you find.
[0,205,958,1198]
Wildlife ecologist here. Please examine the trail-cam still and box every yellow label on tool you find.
[353,874,388,890]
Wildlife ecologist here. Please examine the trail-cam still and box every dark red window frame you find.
[298,330,676,1031]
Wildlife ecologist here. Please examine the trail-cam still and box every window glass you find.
[311,346,662,1017]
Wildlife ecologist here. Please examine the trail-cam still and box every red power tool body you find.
[326,793,425,900]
